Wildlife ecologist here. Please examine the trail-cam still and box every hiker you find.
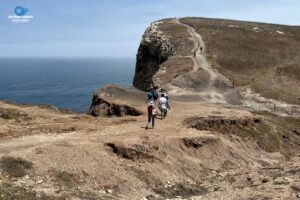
[159,93,168,119]
[200,46,203,53]
[148,83,158,101]
[164,91,170,110]
[160,88,170,110]
[146,100,156,129]
[147,90,154,101]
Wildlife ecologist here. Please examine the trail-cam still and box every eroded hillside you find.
[0,98,300,199]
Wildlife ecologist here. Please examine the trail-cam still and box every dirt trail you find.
[0,101,247,153]
[180,20,216,81]
[172,18,232,104]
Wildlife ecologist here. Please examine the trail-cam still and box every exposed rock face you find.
[133,21,175,91]
[89,97,142,117]
[183,116,261,131]
[88,84,144,117]
[106,142,155,161]
[183,137,219,149]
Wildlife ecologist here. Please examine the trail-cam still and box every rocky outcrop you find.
[89,97,142,117]
[133,21,174,91]
[183,137,219,149]
[183,116,261,131]
[106,142,155,161]
[88,84,144,117]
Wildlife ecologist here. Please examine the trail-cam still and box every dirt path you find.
[172,18,231,103]
[174,19,213,81]
[182,21,216,81]
[0,101,251,154]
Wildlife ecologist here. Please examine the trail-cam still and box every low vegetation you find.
[184,112,300,156]
[153,56,194,86]
[157,19,194,56]
[153,183,207,199]
[0,108,30,121]
[54,170,77,188]
[0,185,65,200]
[0,156,33,177]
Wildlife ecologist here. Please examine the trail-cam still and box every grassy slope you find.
[150,19,195,88]
[180,17,300,105]
[157,19,194,56]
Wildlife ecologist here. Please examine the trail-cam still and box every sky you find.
[0,0,300,58]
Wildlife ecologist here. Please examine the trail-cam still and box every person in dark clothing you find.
[147,90,154,101]
[145,101,156,129]
[147,83,158,101]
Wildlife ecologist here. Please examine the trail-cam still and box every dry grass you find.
[154,56,194,86]
[184,112,300,157]
[0,107,30,121]
[153,183,207,199]
[54,171,77,188]
[0,185,65,200]
[157,20,194,56]
[0,100,76,114]
[276,64,300,81]
[180,17,300,105]
[0,186,37,200]
[252,73,300,104]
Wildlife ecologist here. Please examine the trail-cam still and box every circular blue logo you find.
[14,6,29,16]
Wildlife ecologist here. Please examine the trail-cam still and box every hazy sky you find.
[1,0,300,58]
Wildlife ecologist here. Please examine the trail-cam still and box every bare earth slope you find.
[0,99,300,199]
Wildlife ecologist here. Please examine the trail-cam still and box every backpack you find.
[148,92,153,100]
[152,90,158,100]
[147,105,152,113]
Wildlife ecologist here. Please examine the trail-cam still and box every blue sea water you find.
[0,58,135,113]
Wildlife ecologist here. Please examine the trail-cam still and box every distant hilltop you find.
[133,17,300,107]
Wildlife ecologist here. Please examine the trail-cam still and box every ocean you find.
[0,58,135,113]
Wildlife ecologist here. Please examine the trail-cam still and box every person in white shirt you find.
[164,91,170,110]
[159,93,168,119]
[159,88,170,110]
